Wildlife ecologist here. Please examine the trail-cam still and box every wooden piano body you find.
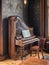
[8,16,39,59]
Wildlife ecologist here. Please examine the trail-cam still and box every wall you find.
[2,0,23,19]
[28,0,40,36]
[2,0,23,55]
[47,0,49,36]
[23,0,28,25]
[45,0,49,38]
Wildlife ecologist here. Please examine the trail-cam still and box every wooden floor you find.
[0,52,49,65]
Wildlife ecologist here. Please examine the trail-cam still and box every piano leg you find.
[20,46,24,60]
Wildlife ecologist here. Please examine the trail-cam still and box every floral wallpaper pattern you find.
[2,0,23,19]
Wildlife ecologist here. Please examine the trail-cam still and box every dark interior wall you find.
[44,0,46,37]
[23,0,28,26]
[28,0,40,36]
[44,0,48,38]
[3,18,8,55]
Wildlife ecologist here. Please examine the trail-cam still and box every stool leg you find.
[37,49,40,58]
[41,49,43,58]
[29,49,32,56]
[30,50,32,56]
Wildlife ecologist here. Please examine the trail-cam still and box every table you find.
[19,57,49,65]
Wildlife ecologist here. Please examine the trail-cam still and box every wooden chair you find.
[30,38,46,58]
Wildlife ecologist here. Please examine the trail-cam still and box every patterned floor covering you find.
[0,52,49,65]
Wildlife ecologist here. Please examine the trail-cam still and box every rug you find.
[19,57,48,65]
[42,55,49,61]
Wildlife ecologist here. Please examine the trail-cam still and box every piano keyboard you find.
[21,36,36,41]
[21,36,39,44]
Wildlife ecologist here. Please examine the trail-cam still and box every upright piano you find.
[8,16,39,59]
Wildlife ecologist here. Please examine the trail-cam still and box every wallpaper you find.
[2,0,23,19]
